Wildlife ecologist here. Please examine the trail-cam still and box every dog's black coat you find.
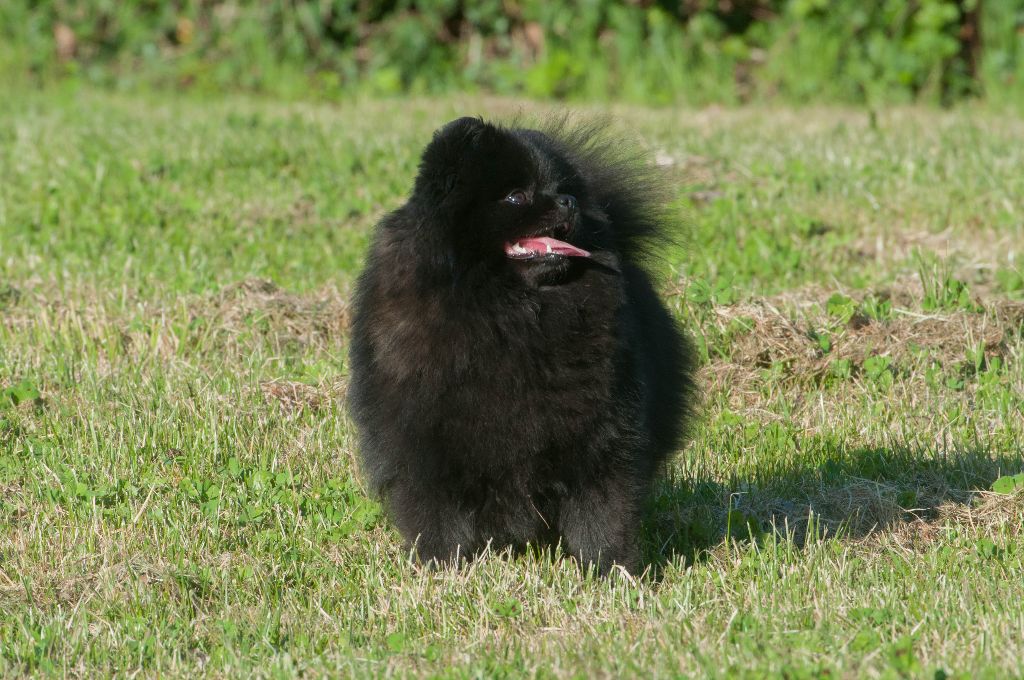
[348,117,696,573]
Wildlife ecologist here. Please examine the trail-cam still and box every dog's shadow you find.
[640,442,1022,578]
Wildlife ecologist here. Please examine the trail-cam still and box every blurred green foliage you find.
[1,0,1022,105]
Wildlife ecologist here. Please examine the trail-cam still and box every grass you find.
[1,88,1023,678]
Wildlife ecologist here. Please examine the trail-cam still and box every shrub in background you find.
[0,0,1021,106]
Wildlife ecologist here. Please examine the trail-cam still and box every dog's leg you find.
[388,482,477,567]
[556,477,641,575]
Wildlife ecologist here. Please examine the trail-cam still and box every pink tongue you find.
[516,237,591,258]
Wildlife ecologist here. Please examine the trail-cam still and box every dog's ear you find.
[417,117,495,200]
[434,116,487,143]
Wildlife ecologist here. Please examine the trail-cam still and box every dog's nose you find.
[556,194,577,212]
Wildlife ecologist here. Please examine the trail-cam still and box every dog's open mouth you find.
[504,237,590,260]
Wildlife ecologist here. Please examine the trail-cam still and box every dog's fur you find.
[348,117,697,573]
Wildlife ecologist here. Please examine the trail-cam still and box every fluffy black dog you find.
[348,117,696,574]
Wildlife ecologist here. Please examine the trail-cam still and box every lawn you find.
[1,89,1023,678]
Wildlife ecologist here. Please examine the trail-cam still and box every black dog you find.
[348,117,696,574]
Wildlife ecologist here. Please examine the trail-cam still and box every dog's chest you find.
[430,275,629,466]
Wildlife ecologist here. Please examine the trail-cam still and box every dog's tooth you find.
[546,243,552,253]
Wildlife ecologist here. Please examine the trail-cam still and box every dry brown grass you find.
[700,283,1024,400]
[194,277,350,356]
[259,378,347,414]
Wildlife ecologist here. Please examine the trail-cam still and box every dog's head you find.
[412,117,616,284]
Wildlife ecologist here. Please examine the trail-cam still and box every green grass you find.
[2,89,1023,678]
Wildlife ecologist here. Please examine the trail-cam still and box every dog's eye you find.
[504,190,528,206]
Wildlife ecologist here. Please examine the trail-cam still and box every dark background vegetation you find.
[2,0,1021,106]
